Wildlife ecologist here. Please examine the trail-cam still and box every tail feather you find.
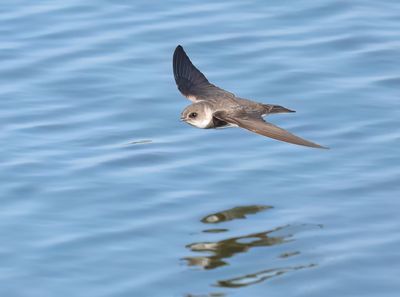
[263,104,295,114]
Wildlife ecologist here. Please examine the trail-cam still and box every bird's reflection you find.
[184,204,320,293]
[216,263,317,288]
[201,205,271,224]
[185,225,292,269]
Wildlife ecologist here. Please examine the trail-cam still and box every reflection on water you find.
[185,226,291,269]
[186,205,320,293]
[203,228,229,233]
[201,205,271,224]
[279,251,301,258]
[185,293,225,297]
[216,264,317,288]
[127,139,152,145]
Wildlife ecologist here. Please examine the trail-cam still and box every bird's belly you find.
[196,119,213,129]
[189,116,214,129]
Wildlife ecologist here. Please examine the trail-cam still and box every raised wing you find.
[214,111,328,149]
[173,45,234,102]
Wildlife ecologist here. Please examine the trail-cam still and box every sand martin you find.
[173,45,327,149]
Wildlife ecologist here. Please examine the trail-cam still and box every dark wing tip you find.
[173,44,211,99]
[306,143,329,149]
[174,45,184,59]
[173,45,189,77]
[173,45,183,64]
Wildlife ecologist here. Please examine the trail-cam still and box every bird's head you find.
[181,102,214,129]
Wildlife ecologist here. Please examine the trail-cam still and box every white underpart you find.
[195,105,214,128]
[215,123,238,129]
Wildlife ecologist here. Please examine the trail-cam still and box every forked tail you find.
[263,104,295,114]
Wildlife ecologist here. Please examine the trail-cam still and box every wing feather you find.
[173,45,234,102]
[214,111,328,149]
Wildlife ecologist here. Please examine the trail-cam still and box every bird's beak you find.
[180,117,186,122]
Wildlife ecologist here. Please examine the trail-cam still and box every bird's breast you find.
[194,105,214,129]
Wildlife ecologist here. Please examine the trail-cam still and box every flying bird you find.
[173,45,327,149]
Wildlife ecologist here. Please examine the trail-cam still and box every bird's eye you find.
[189,112,198,118]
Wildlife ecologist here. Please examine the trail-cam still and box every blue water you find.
[1,1,400,296]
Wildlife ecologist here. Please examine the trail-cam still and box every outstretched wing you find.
[214,111,328,149]
[173,45,234,102]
